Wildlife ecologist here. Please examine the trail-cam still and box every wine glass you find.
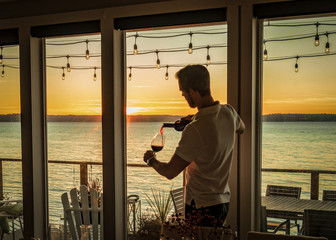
[151,133,165,152]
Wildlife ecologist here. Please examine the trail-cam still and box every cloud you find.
[264,97,336,104]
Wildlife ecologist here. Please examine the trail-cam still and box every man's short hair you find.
[175,64,210,97]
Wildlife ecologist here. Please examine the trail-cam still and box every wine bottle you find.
[162,119,192,132]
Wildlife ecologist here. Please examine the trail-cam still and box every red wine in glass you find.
[151,133,165,152]
[151,145,163,152]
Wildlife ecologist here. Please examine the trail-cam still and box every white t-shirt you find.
[175,103,242,208]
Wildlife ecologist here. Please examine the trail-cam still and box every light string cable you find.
[47,65,101,81]
[126,30,227,39]
[127,61,227,70]
[262,21,336,56]
[0,64,19,78]
[126,44,227,56]
[264,21,336,28]
[263,30,336,44]
[265,51,336,72]
[0,44,18,65]
[126,61,227,80]
[43,30,226,47]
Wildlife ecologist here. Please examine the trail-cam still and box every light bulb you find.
[165,72,169,80]
[85,49,90,60]
[315,34,319,46]
[0,47,3,64]
[263,49,268,60]
[62,73,65,80]
[133,44,138,55]
[67,63,71,72]
[188,43,193,54]
[93,67,97,81]
[295,63,298,73]
[206,55,211,65]
[325,42,330,53]
[85,40,90,60]
[156,59,161,69]
[128,73,132,81]
[1,70,4,78]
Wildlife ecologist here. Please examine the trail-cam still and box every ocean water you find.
[0,121,335,224]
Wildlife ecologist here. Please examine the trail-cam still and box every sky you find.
[0,15,336,116]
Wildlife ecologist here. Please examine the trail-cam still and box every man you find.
[143,64,245,226]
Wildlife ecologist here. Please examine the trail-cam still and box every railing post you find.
[311,171,319,200]
[80,162,88,186]
[0,159,3,200]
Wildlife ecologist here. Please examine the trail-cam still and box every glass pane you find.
[261,15,336,237]
[0,44,23,237]
[46,34,102,236]
[126,23,227,238]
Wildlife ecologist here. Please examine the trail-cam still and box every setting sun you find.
[126,107,145,115]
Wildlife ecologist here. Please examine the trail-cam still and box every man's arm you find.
[143,151,190,180]
[236,118,245,134]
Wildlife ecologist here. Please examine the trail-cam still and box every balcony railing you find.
[261,168,336,200]
[0,158,335,201]
[0,158,149,199]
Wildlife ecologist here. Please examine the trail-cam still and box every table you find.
[262,196,336,234]
[262,196,336,220]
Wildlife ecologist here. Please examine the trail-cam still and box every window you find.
[126,23,227,237]
[0,43,23,235]
[261,15,336,235]
[45,34,102,233]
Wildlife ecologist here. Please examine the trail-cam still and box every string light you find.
[325,33,330,54]
[85,40,90,60]
[62,67,65,80]
[315,22,320,46]
[188,32,193,54]
[133,33,138,55]
[156,50,161,69]
[128,67,132,81]
[0,47,3,64]
[1,65,4,78]
[206,46,211,65]
[66,55,71,72]
[93,67,97,81]
[295,56,299,73]
[126,30,227,40]
[263,41,268,60]
[165,66,169,80]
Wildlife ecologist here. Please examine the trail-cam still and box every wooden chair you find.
[61,185,103,240]
[247,231,327,240]
[170,187,184,218]
[322,190,336,201]
[266,185,301,198]
[265,185,302,234]
[303,209,336,240]
[0,201,23,240]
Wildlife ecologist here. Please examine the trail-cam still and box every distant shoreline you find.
[0,113,336,122]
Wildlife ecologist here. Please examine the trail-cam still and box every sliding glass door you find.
[261,14,336,236]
